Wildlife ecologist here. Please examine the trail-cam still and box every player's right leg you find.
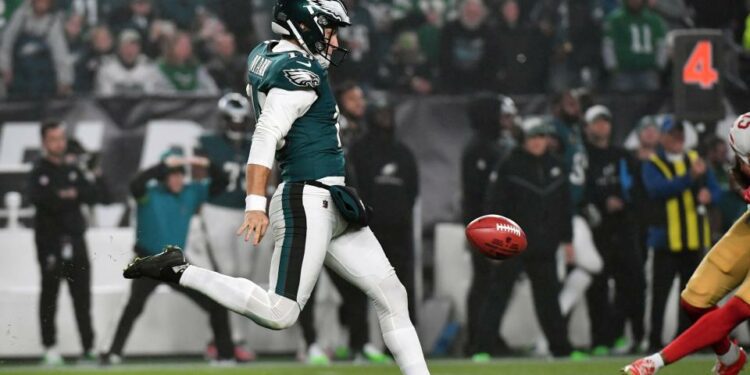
[326,226,429,375]
[124,183,335,330]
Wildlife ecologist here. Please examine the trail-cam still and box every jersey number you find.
[629,25,653,54]
[223,161,245,192]
[682,41,719,89]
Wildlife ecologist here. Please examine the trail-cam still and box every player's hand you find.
[605,196,624,213]
[697,188,712,205]
[237,211,269,245]
[562,243,575,265]
[691,158,707,179]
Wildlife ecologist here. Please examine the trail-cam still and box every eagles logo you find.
[283,69,321,88]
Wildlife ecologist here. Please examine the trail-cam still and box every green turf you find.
[0,357,718,375]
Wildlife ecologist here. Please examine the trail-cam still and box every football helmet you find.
[218,93,252,141]
[271,0,351,68]
[729,113,750,164]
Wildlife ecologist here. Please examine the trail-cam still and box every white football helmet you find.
[728,113,750,164]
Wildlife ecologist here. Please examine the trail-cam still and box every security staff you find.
[101,151,236,364]
[642,116,721,352]
[29,121,96,365]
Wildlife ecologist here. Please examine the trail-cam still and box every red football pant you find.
[662,297,750,364]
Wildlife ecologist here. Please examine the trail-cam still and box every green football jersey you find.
[198,133,251,209]
[246,40,345,182]
[604,8,667,71]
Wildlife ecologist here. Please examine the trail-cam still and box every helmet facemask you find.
[289,16,348,68]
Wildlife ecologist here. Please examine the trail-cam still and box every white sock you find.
[382,327,430,375]
[720,342,740,366]
[647,353,665,369]
[559,268,593,315]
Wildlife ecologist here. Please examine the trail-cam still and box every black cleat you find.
[123,245,189,283]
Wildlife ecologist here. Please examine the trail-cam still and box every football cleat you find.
[713,344,747,375]
[123,245,188,283]
[621,358,658,375]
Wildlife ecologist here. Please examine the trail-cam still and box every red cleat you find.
[713,345,747,375]
[621,358,658,375]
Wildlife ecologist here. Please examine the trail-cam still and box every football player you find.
[122,1,430,374]
[622,113,750,375]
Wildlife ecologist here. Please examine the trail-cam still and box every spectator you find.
[582,105,645,356]
[150,31,218,95]
[193,93,256,362]
[462,94,518,355]
[702,136,745,235]
[375,31,434,94]
[72,24,114,93]
[603,0,668,92]
[335,81,367,148]
[331,0,377,85]
[0,0,24,31]
[156,0,205,30]
[477,117,575,360]
[108,0,160,58]
[650,0,694,29]
[205,0,256,49]
[0,0,73,98]
[495,0,552,94]
[350,98,420,321]
[95,29,156,95]
[29,121,97,365]
[205,31,245,94]
[641,116,721,352]
[438,0,499,93]
[101,151,236,365]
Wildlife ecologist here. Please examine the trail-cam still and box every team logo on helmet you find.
[284,69,321,88]
[307,0,350,24]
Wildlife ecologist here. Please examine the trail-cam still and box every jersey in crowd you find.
[604,7,667,71]
[246,41,345,182]
[198,134,252,209]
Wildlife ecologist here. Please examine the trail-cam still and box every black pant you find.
[373,225,416,322]
[648,249,703,351]
[299,265,369,352]
[469,252,572,356]
[36,233,94,352]
[108,277,234,359]
[586,220,646,347]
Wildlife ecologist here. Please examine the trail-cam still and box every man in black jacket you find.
[29,121,97,365]
[471,117,574,360]
[582,105,645,355]
[462,94,519,355]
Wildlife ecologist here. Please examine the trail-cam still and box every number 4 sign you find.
[682,41,719,89]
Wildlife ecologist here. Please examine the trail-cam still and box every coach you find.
[474,118,574,359]
[29,121,97,365]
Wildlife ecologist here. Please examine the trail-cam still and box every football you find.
[466,215,528,260]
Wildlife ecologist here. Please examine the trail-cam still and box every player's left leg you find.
[325,226,429,375]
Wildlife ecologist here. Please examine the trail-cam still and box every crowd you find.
[1,0,750,99]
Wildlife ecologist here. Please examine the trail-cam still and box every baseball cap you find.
[584,105,611,124]
[522,117,554,137]
[659,115,683,134]
[118,29,141,45]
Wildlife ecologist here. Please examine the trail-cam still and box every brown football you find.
[466,215,528,260]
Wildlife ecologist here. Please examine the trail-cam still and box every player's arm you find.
[238,88,317,245]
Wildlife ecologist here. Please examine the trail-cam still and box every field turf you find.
[0,357,717,375]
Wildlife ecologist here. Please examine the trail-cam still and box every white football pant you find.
[180,179,429,375]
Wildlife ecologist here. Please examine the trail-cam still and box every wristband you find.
[245,195,267,212]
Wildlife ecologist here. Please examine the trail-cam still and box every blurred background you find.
[1,0,750,367]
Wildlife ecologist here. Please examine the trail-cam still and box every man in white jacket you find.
[95,29,156,96]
